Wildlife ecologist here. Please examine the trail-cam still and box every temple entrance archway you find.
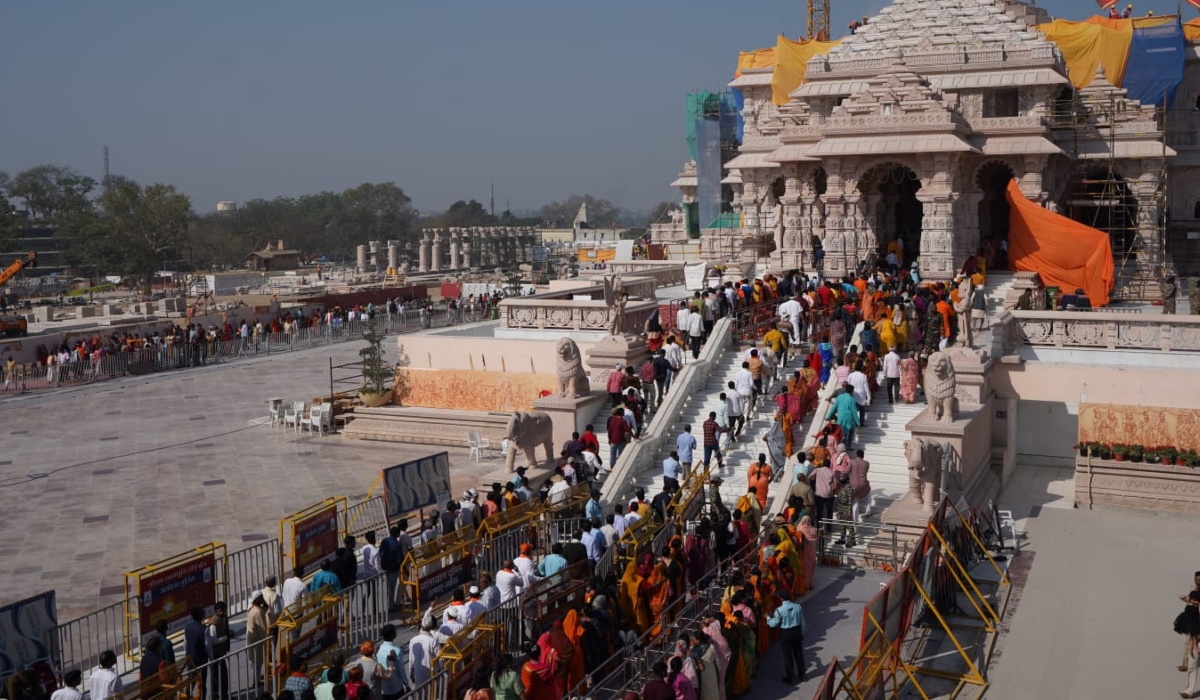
[1067,166,1137,259]
[977,161,1014,268]
[858,164,922,268]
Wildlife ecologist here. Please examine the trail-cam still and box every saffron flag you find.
[1095,0,1119,9]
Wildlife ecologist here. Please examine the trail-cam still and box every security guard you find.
[767,588,808,683]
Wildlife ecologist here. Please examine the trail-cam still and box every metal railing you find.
[340,573,391,650]
[181,636,275,700]
[54,596,138,690]
[0,312,459,397]
[816,518,902,572]
[396,670,450,700]
[224,539,283,618]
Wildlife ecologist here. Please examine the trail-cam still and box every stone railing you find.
[648,222,690,244]
[597,261,688,288]
[1005,310,1200,353]
[500,297,657,335]
[599,318,732,507]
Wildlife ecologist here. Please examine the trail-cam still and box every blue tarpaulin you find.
[1123,18,1185,106]
[695,118,724,235]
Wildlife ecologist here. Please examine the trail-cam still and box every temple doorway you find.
[977,162,1014,268]
[1067,167,1137,260]
[859,164,922,268]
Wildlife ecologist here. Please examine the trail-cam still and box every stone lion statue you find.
[904,437,945,512]
[924,351,957,423]
[555,338,590,399]
[504,411,555,473]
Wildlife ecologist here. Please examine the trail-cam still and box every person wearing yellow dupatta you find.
[617,557,648,633]
[892,303,910,352]
[774,524,806,597]
[725,608,757,694]
[861,287,877,322]
[877,311,897,354]
[561,610,586,691]
[750,567,779,658]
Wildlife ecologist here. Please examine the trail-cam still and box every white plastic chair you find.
[284,401,305,432]
[467,430,493,462]
[268,399,283,428]
[307,403,331,437]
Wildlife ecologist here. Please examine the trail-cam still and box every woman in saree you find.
[520,643,557,700]
[861,287,877,322]
[727,611,757,694]
[899,351,920,404]
[892,303,910,352]
[702,620,731,700]
[536,620,573,697]
[617,557,647,633]
[684,529,711,587]
[641,561,671,639]
[561,610,586,692]
[672,637,700,691]
[798,515,820,593]
[877,312,896,354]
[775,524,807,596]
[645,309,664,352]
[862,352,880,394]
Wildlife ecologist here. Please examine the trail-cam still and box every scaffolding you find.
[1048,88,1170,300]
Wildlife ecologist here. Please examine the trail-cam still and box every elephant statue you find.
[504,411,555,473]
[904,437,945,512]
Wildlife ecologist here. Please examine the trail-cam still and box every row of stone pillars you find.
[416,227,538,273]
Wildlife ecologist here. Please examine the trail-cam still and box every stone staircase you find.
[856,388,927,515]
[982,271,1016,316]
[599,347,796,508]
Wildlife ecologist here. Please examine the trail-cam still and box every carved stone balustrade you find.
[1010,310,1200,352]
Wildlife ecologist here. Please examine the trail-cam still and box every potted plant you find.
[357,319,393,407]
[1128,444,1144,462]
[1184,450,1200,468]
[1159,446,1178,465]
[1111,444,1129,461]
[1144,447,1161,464]
[1176,449,1191,467]
[1099,442,1113,460]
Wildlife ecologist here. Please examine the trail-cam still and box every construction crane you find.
[808,0,830,41]
[0,251,36,288]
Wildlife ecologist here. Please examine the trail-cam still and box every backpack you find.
[379,537,400,571]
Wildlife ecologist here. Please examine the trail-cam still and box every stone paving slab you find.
[0,332,494,620]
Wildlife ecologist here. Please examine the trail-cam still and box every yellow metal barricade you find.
[279,497,348,579]
[400,527,479,622]
[123,543,227,658]
[434,615,501,698]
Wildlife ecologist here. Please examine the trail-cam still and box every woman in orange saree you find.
[775,526,806,596]
[798,515,820,593]
[562,610,586,691]
[641,561,670,638]
[521,643,558,700]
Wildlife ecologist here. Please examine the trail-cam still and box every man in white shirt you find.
[882,348,902,404]
[496,561,524,603]
[478,573,501,611]
[601,515,620,551]
[675,301,691,338]
[439,607,464,637]
[52,670,84,700]
[513,543,541,586]
[779,295,803,345]
[463,587,487,623]
[89,651,122,700]
[360,531,380,580]
[663,338,684,391]
[547,476,571,506]
[662,450,682,493]
[734,362,756,407]
[686,310,704,359]
[282,566,308,609]
[579,521,607,563]
[725,382,747,440]
[847,362,871,426]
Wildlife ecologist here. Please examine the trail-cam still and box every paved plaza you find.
[0,333,499,620]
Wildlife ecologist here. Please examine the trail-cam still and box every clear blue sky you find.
[0,0,1186,215]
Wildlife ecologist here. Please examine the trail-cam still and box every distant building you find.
[246,240,301,271]
[217,201,237,215]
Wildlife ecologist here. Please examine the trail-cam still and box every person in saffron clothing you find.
[520,643,557,700]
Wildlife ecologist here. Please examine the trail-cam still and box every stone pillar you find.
[418,231,431,273]
[917,193,957,281]
[821,192,858,277]
[462,230,474,269]
[743,174,762,232]
[431,230,444,272]
[450,229,462,269]
[356,244,367,273]
[860,194,883,263]
[387,243,397,270]
[369,240,380,270]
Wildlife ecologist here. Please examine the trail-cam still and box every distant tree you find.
[8,165,96,220]
[428,199,496,228]
[339,182,417,245]
[0,171,10,197]
[645,201,677,227]
[540,195,621,229]
[0,189,20,255]
[498,209,540,227]
[57,176,194,291]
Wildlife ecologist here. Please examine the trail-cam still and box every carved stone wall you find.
[1078,402,1200,452]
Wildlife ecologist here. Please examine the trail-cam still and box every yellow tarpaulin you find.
[1186,19,1200,42]
[1037,18,1132,88]
[770,35,842,106]
[735,47,776,78]
[577,248,616,262]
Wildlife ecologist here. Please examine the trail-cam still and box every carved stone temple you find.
[650,0,1200,300]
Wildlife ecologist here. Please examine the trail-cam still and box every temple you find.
[652,0,1200,301]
